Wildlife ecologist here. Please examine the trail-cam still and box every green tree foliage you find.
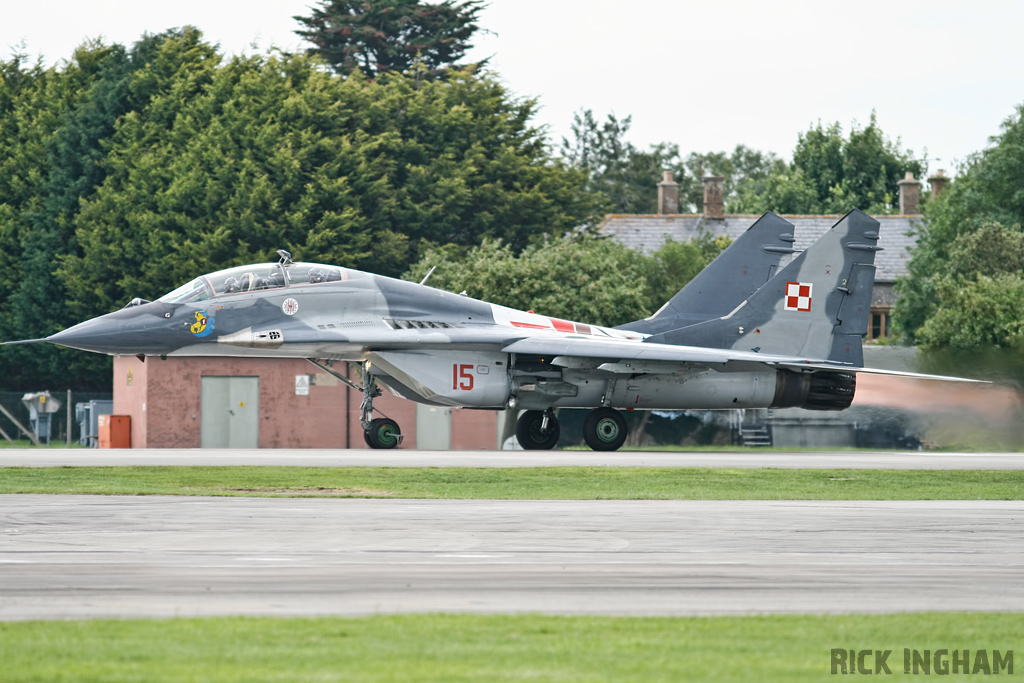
[894,104,1024,345]
[641,232,732,309]
[560,109,785,214]
[735,113,925,214]
[56,37,597,313]
[560,109,687,214]
[903,223,1024,350]
[0,35,181,389]
[404,233,728,327]
[294,0,485,79]
[0,29,599,390]
[916,273,1024,350]
[683,146,786,213]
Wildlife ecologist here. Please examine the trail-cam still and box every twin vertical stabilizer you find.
[644,210,881,366]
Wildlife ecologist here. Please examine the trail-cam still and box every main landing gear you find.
[582,407,628,451]
[515,409,560,450]
[515,407,630,451]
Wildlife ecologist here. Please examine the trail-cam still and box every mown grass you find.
[1,612,1019,682]
[1,465,1023,499]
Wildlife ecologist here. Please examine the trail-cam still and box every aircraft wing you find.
[500,336,988,383]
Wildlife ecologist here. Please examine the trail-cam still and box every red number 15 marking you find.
[452,363,474,391]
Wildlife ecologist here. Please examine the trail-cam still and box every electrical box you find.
[98,415,131,449]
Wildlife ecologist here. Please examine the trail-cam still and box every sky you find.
[4,0,1024,177]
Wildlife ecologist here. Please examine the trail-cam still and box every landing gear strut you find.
[359,363,402,449]
[515,409,560,450]
[305,359,403,450]
[583,407,628,451]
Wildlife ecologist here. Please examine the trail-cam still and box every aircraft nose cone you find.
[47,316,126,354]
[48,302,182,355]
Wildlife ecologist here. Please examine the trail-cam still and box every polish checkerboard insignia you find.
[784,282,812,312]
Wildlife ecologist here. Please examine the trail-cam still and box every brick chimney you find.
[702,175,725,220]
[657,171,679,215]
[928,169,949,199]
[897,171,921,215]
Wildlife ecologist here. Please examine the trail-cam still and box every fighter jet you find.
[22,209,981,450]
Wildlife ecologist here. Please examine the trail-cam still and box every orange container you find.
[98,415,131,449]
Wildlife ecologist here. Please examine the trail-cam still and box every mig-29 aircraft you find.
[21,209,981,450]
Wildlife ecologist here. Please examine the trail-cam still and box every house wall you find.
[112,356,498,449]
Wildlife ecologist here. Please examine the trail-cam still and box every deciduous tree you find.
[560,109,785,214]
[894,104,1024,345]
[735,112,925,214]
[404,233,729,327]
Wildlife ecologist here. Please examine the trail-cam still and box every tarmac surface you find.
[3,448,1024,469]
[2,493,1023,621]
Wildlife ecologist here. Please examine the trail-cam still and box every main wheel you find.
[515,410,560,450]
[583,408,628,451]
[365,417,401,449]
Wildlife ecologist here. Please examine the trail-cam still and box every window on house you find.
[869,307,892,342]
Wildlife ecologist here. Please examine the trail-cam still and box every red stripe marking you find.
[511,321,550,329]
[550,318,574,333]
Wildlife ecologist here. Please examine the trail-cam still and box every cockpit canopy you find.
[157,262,349,304]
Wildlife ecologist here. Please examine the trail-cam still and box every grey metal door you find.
[201,376,259,448]
[415,404,452,450]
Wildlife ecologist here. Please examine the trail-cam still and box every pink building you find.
[112,356,499,449]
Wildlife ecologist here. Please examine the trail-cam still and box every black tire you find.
[583,408,628,451]
[515,410,560,450]
[365,417,401,449]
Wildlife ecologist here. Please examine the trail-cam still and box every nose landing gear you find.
[305,358,403,450]
[358,364,403,449]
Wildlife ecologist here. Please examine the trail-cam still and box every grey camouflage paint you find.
[37,209,927,418]
[647,210,880,366]
[618,211,797,335]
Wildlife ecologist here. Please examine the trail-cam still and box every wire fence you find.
[0,390,114,446]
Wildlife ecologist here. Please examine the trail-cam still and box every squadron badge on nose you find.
[190,310,215,337]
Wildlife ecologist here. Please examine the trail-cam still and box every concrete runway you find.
[3,448,1024,468]
[2,494,1022,621]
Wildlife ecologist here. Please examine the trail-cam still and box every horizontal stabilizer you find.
[774,362,990,383]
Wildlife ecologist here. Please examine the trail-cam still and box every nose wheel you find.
[515,409,560,450]
[364,417,402,449]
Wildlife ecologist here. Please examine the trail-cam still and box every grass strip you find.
[1,612,1020,682]
[1,466,1023,499]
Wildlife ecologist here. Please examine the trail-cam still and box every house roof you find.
[600,213,924,282]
